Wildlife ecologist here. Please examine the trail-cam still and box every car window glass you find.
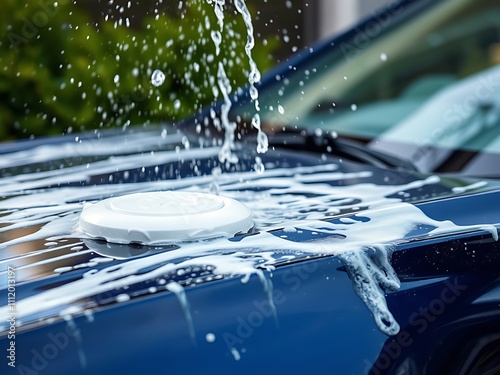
[255,0,500,155]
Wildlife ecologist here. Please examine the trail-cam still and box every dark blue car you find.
[1,0,500,374]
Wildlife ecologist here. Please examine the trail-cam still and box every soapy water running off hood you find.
[0,131,498,341]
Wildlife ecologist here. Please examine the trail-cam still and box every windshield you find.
[242,0,500,176]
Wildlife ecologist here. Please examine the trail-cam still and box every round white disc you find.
[78,191,253,245]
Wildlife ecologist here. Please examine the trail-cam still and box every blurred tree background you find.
[0,0,278,141]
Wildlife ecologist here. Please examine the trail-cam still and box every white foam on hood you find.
[0,131,184,169]
[0,139,498,339]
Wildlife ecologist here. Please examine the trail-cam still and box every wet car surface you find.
[2,0,500,374]
[1,128,499,374]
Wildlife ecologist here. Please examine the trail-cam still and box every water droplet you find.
[116,294,130,302]
[254,156,265,174]
[351,104,358,111]
[206,333,216,343]
[151,69,165,87]
[174,99,181,110]
[231,348,241,361]
[380,53,388,61]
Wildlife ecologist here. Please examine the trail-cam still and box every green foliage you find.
[0,0,277,141]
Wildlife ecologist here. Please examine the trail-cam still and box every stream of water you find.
[206,0,268,168]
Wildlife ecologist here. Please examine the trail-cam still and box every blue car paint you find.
[2,1,500,374]
[2,141,499,374]
[6,228,500,374]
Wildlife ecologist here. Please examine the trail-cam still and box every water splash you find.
[206,0,268,163]
[207,0,237,164]
[217,62,239,164]
[151,69,166,87]
[166,281,196,344]
[62,313,87,368]
[234,0,268,156]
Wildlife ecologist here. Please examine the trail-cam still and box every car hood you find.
[1,127,499,344]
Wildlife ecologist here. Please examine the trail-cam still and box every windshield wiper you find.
[264,128,420,172]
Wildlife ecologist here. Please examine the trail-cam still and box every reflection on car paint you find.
[0,135,498,345]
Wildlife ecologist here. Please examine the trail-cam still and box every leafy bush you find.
[0,0,276,141]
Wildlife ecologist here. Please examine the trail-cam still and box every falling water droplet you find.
[206,333,216,343]
[254,156,265,174]
[206,0,267,164]
[174,99,181,110]
[151,69,165,87]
